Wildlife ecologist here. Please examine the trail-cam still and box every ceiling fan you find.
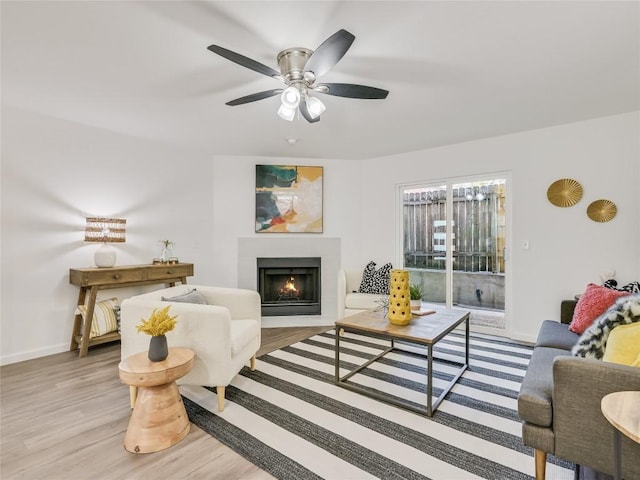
[207,29,389,123]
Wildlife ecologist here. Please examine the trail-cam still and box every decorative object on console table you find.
[84,217,126,267]
[159,239,175,263]
[136,305,178,362]
[69,263,193,358]
[388,269,412,325]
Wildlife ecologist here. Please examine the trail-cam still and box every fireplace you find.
[257,257,321,316]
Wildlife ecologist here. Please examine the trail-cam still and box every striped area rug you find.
[181,329,575,480]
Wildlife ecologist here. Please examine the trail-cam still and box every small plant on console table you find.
[136,305,178,362]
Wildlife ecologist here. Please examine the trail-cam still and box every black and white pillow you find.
[603,279,640,294]
[358,261,393,295]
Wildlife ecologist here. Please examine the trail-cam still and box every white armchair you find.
[120,284,261,412]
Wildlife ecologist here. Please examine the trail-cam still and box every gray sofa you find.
[518,300,640,480]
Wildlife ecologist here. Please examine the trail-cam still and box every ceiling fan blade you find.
[226,89,283,106]
[316,83,389,99]
[299,101,320,123]
[208,45,283,80]
[304,29,355,79]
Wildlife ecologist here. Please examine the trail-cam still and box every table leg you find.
[79,286,98,358]
[613,428,622,480]
[129,386,138,409]
[427,344,433,417]
[465,315,470,365]
[335,328,341,383]
[70,287,88,350]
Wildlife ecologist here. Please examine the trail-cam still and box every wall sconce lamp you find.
[84,217,126,268]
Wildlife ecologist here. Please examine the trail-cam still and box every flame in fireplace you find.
[280,276,298,296]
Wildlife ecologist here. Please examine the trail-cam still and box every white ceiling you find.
[2,1,639,160]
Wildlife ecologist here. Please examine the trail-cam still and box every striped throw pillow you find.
[75,297,119,338]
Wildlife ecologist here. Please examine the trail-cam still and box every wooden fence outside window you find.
[403,184,506,274]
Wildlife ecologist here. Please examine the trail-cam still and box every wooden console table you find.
[69,263,193,357]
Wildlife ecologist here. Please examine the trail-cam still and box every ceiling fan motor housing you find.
[277,48,313,82]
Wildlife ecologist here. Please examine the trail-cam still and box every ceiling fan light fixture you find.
[277,104,296,121]
[208,29,389,124]
[306,96,326,119]
[280,86,300,109]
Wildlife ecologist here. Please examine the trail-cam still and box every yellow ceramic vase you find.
[388,269,412,325]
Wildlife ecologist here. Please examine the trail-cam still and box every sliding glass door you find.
[400,175,508,331]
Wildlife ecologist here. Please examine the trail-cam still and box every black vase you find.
[148,334,168,362]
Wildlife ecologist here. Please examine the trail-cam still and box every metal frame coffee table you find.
[334,308,470,417]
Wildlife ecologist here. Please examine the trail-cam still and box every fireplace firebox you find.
[257,257,321,316]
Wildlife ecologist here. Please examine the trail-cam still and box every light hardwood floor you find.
[1,327,330,479]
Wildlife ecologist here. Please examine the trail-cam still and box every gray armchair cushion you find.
[518,346,572,426]
[535,320,579,350]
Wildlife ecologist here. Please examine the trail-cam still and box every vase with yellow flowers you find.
[136,305,178,362]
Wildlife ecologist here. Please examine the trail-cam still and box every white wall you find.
[210,156,364,287]
[2,108,638,363]
[1,107,216,364]
[360,112,640,341]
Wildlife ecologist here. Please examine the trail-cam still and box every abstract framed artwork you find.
[255,165,323,233]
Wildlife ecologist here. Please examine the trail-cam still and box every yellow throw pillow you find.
[75,297,119,338]
[603,322,640,367]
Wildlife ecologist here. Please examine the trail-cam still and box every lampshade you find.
[84,217,126,242]
[85,217,126,268]
[306,96,326,119]
[280,86,300,109]
[277,86,327,121]
[277,104,296,122]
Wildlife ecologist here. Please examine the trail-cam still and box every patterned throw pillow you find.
[358,261,393,295]
[75,297,120,338]
[568,283,630,334]
[603,279,640,294]
[572,293,640,359]
[114,304,121,334]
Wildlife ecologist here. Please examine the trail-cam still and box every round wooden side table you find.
[119,347,194,454]
[601,390,640,480]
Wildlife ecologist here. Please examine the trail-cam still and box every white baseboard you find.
[1,342,68,366]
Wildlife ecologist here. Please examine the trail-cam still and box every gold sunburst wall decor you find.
[587,199,617,223]
[546,178,583,207]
